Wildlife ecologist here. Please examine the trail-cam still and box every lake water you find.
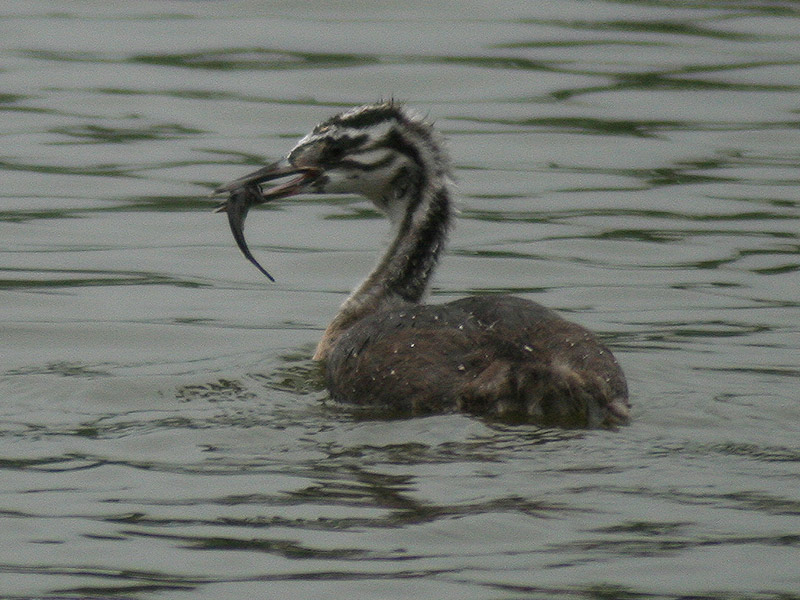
[1,1,799,598]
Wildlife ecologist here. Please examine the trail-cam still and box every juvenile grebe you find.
[216,102,629,428]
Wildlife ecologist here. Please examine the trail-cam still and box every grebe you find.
[216,102,629,428]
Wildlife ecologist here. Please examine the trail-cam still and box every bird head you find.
[214,102,450,280]
[216,102,449,219]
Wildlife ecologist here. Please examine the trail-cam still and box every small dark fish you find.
[215,185,275,282]
[216,161,321,282]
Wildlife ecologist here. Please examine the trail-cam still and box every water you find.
[1,1,799,598]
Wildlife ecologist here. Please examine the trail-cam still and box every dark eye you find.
[325,143,346,163]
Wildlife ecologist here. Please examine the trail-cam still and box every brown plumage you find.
[216,102,630,428]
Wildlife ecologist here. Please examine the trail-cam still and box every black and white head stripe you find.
[315,102,408,132]
[288,102,450,178]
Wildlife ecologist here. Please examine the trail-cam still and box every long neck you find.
[313,179,452,360]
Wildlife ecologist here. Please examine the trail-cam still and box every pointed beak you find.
[214,158,321,198]
[214,159,322,282]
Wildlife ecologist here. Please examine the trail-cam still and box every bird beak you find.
[214,158,322,199]
[214,159,322,282]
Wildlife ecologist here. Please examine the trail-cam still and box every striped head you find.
[216,102,451,223]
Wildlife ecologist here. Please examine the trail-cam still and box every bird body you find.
[326,295,628,427]
[216,102,630,428]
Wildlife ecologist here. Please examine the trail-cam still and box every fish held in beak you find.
[214,161,322,282]
[215,185,275,281]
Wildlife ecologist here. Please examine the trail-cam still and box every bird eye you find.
[325,143,345,162]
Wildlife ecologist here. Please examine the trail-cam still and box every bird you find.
[215,102,630,428]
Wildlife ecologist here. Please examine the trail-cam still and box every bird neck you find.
[313,178,453,360]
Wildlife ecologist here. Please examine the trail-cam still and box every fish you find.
[214,161,322,282]
[215,185,275,282]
